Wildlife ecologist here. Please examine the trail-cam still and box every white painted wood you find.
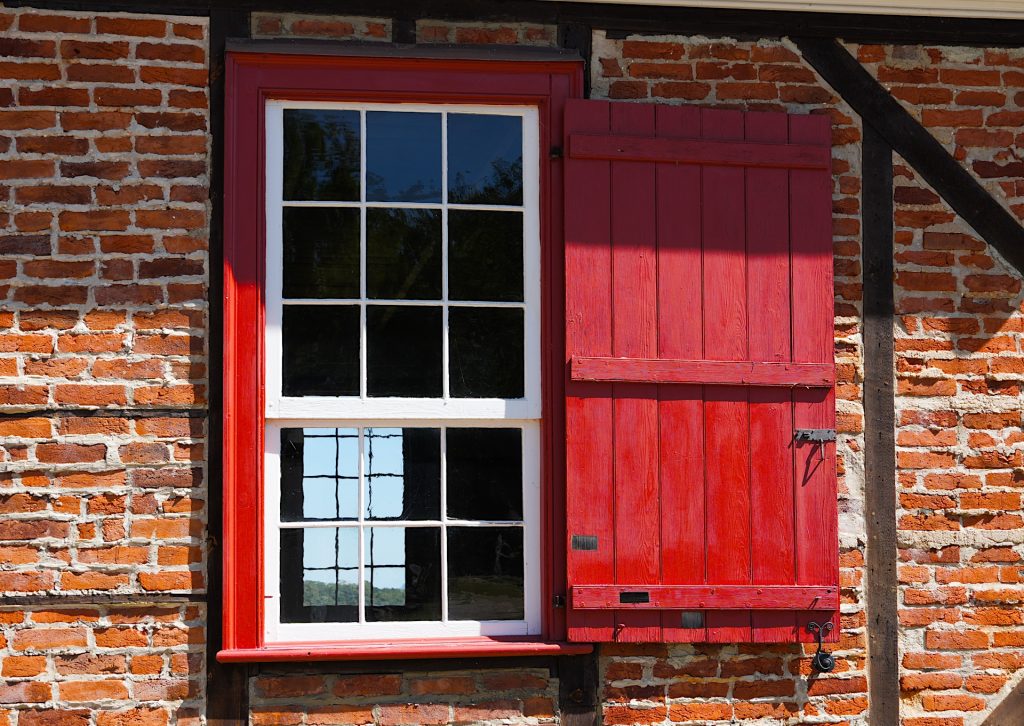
[543,0,1024,19]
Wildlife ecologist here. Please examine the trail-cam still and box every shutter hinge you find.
[550,146,563,159]
[552,594,566,608]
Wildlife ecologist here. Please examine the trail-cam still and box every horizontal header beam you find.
[568,134,831,169]
[571,357,835,387]
[545,0,1024,20]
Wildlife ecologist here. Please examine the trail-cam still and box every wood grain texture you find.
[572,585,838,610]
[609,102,661,642]
[565,99,615,642]
[571,358,833,386]
[700,107,752,643]
[564,100,837,644]
[789,113,840,643]
[569,133,831,169]
[745,111,799,643]
[654,104,706,643]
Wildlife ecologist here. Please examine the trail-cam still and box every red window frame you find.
[219,49,588,662]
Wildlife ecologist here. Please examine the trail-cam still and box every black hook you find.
[807,621,835,672]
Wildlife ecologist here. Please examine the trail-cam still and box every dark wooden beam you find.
[861,123,899,726]
[796,37,1024,273]
[205,7,251,726]
[558,652,601,726]
[983,682,1024,725]
[7,0,1024,46]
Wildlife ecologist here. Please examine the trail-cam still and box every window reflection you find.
[283,109,360,201]
[366,112,442,203]
[363,428,440,520]
[448,114,523,205]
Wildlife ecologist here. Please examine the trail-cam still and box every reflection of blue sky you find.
[299,428,411,596]
[447,114,522,199]
[367,112,441,202]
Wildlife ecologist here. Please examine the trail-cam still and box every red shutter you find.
[564,99,838,644]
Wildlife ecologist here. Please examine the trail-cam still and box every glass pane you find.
[447,114,523,205]
[280,428,358,522]
[283,207,360,299]
[447,527,524,621]
[449,308,524,398]
[446,428,523,521]
[448,210,523,302]
[366,112,441,203]
[364,428,440,520]
[283,109,360,201]
[282,305,359,397]
[280,527,358,623]
[364,527,441,621]
[367,209,441,300]
[367,306,442,397]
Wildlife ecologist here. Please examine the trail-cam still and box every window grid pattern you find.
[282,426,526,624]
[279,108,528,401]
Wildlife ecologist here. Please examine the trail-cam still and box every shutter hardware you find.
[794,428,836,462]
[807,621,836,672]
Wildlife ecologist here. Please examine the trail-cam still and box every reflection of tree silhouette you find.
[367,209,441,302]
[366,172,437,204]
[283,208,359,299]
[449,158,523,205]
[284,111,360,200]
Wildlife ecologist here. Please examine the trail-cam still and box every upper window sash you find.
[264,101,542,421]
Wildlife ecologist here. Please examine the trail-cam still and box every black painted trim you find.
[205,8,251,726]
[6,0,1024,46]
[861,123,899,726]
[796,37,1024,273]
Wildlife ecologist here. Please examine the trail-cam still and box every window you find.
[263,102,542,641]
[221,51,838,661]
[221,50,585,660]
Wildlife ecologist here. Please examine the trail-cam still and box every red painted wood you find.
[572,585,838,610]
[565,99,615,643]
[653,104,706,643]
[217,639,593,663]
[223,51,582,657]
[571,357,834,387]
[790,113,841,644]
[569,133,831,169]
[700,107,752,643]
[610,102,661,642]
[746,111,799,643]
[563,100,835,645]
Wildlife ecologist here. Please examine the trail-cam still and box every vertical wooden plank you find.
[745,112,798,643]
[565,99,615,642]
[789,113,839,642]
[700,107,751,643]
[609,102,661,643]
[654,105,706,643]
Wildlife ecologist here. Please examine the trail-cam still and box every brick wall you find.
[3,6,1024,726]
[0,6,209,722]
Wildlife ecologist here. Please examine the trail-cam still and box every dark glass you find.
[283,110,360,201]
[366,112,441,203]
[364,527,442,621]
[367,306,442,397]
[282,305,359,396]
[448,210,523,302]
[449,308,524,398]
[280,428,359,522]
[283,207,360,299]
[281,527,359,623]
[367,209,441,300]
[447,527,524,621]
[447,114,523,205]
[446,428,523,521]
[363,428,440,520]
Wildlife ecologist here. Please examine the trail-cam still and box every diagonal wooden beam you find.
[794,37,1024,273]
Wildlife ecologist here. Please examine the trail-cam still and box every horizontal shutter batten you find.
[572,585,839,611]
[571,357,835,387]
[568,133,831,169]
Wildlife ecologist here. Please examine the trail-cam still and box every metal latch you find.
[795,429,836,462]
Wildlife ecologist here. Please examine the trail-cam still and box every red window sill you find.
[217,637,593,663]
